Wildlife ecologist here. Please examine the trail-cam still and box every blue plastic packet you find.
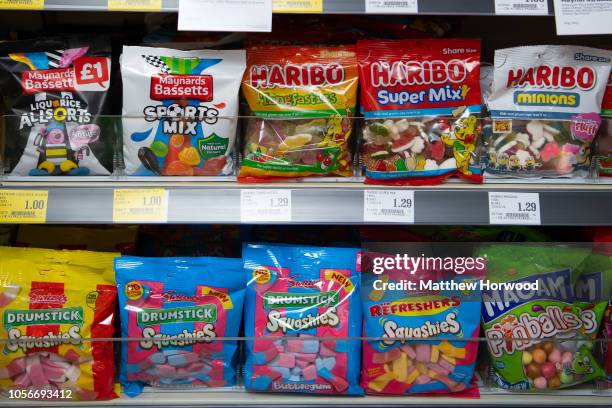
[115,256,246,397]
[243,243,363,395]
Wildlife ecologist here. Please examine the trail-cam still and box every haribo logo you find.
[250,63,345,88]
[150,74,213,101]
[507,65,596,90]
[370,59,469,88]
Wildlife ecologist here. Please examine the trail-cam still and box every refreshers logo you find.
[150,74,213,101]
[250,63,345,88]
[371,59,468,87]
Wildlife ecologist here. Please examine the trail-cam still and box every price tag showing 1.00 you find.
[0,190,48,223]
[113,189,168,223]
[241,190,291,222]
[364,190,415,223]
[273,0,322,13]
[108,0,161,11]
[0,0,44,9]
[489,192,541,225]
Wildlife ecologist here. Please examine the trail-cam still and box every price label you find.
[553,0,612,35]
[113,189,168,223]
[273,0,322,13]
[489,192,541,225]
[0,0,44,9]
[365,0,418,14]
[241,190,291,222]
[179,0,272,32]
[0,190,48,223]
[495,0,548,15]
[364,190,415,223]
[108,0,161,10]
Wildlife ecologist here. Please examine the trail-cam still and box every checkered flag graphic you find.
[142,55,171,74]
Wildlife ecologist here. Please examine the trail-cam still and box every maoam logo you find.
[371,59,469,88]
[250,63,345,88]
[506,65,596,90]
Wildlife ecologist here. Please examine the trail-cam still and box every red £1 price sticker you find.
[74,57,110,88]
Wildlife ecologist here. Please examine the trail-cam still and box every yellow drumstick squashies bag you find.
[0,246,119,400]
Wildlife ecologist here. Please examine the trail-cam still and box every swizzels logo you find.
[150,74,213,101]
[506,65,596,90]
[371,59,468,87]
[22,68,76,94]
[250,63,345,88]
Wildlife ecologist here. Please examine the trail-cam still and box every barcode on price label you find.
[241,190,292,222]
[364,190,415,223]
[488,192,541,225]
[495,0,548,15]
[365,0,417,13]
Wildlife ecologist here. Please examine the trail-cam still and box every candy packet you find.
[121,46,246,176]
[0,38,113,176]
[357,39,483,185]
[114,256,246,397]
[243,243,363,394]
[597,70,612,177]
[479,245,605,391]
[360,251,484,395]
[239,46,358,180]
[486,46,611,178]
[0,246,118,400]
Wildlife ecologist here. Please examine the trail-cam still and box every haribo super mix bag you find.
[479,245,605,391]
[0,37,113,176]
[114,256,246,396]
[121,46,246,176]
[240,46,358,180]
[486,46,611,178]
[357,39,483,184]
[0,246,118,400]
[243,243,363,394]
[361,252,484,395]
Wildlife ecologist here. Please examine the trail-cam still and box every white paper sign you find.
[489,192,541,225]
[364,190,415,223]
[495,0,548,15]
[365,0,417,14]
[178,0,272,32]
[553,0,612,35]
[241,189,291,222]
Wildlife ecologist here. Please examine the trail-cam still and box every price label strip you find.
[488,192,541,225]
[108,0,161,11]
[364,190,415,223]
[0,0,44,9]
[273,0,322,13]
[495,0,548,15]
[113,189,168,223]
[0,190,48,223]
[241,189,291,223]
[365,0,417,14]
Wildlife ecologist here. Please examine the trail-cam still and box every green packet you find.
[479,245,605,391]
[575,251,612,341]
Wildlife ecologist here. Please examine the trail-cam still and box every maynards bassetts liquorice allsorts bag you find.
[240,46,358,180]
[357,39,483,185]
[121,46,246,176]
[486,46,611,178]
[0,246,119,400]
[0,38,113,176]
[479,245,605,391]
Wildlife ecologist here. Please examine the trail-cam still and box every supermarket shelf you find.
[4,388,611,407]
[3,0,555,15]
[1,181,610,225]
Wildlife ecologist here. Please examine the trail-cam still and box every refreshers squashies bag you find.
[121,46,245,176]
[240,46,358,179]
[0,38,113,176]
[243,243,363,394]
[114,256,246,397]
[357,39,483,184]
[0,246,118,400]
[486,46,611,178]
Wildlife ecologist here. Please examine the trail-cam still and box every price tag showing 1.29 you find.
[364,190,415,223]
[241,190,291,222]
[113,189,168,223]
[488,192,541,225]
[0,190,48,223]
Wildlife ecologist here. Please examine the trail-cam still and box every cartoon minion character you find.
[508,154,521,171]
[496,153,509,169]
[523,155,536,171]
[31,121,80,175]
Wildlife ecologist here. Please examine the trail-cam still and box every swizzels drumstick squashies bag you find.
[114,256,246,397]
[240,46,358,180]
[243,244,363,394]
[0,247,118,400]
[357,39,483,185]
[486,46,611,178]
